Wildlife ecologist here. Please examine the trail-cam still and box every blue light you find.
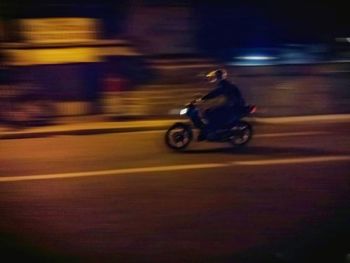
[236,55,277,60]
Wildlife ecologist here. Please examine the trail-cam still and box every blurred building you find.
[0,2,148,114]
[126,2,195,55]
[1,0,348,116]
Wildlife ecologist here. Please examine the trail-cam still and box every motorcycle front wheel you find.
[165,123,193,150]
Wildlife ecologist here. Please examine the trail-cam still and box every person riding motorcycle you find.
[197,69,246,141]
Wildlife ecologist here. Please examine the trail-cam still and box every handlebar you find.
[189,98,202,105]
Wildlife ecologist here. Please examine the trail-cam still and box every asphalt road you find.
[0,122,350,263]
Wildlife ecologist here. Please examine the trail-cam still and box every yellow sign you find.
[3,46,140,66]
[20,18,100,44]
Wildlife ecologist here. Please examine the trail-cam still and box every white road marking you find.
[1,155,349,183]
[0,163,228,183]
[234,156,350,166]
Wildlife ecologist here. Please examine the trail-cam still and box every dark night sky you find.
[2,0,349,48]
[194,0,349,50]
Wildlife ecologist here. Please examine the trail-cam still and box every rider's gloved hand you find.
[195,98,203,103]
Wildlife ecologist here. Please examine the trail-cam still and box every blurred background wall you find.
[0,0,349,117]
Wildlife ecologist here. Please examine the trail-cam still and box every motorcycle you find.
[165,98,256,151]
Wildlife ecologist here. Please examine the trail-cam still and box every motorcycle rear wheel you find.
[229,121,253,147]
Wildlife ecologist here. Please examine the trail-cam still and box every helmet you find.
[206,69,227,83]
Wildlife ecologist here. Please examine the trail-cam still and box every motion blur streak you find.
[0,163,228,182]
[1,155,350,183]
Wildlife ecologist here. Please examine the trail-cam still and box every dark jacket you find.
[202,79,245,107]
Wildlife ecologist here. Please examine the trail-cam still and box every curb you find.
[0,119,182,140]
[252,114,350,124]
[1,114,350,140]
[0,126,170,140]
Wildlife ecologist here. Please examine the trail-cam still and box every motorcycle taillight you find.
[250,105,257,113]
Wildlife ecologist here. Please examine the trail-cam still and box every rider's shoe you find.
[197,130,207,141]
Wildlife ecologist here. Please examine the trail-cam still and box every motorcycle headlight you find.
[180,108,188,115]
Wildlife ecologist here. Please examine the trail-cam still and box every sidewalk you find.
[0,116,183,140]
[1,114,350,140]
